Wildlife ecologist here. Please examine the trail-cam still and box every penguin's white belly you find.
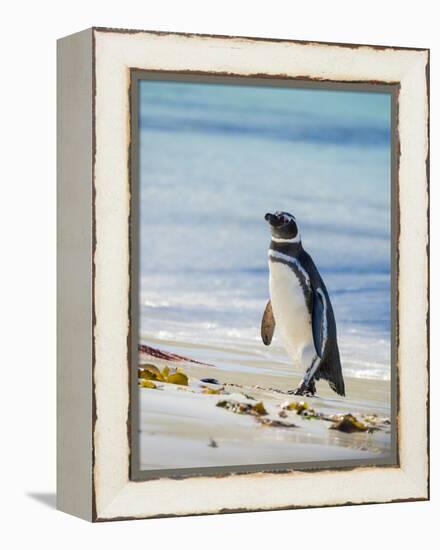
[269,261,313,361]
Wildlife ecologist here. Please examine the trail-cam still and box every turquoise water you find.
[138,81,391,381]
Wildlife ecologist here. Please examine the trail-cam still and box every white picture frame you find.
[57,27,429,522]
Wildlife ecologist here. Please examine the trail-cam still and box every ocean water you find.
[138,81,391,381]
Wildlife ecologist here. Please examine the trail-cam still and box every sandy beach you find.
[138,337,392,471]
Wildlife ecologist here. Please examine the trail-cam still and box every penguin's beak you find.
[264,212,282,227]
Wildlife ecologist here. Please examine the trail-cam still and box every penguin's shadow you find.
[27,492,57,509]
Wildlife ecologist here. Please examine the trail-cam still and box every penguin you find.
[261,211,345,397]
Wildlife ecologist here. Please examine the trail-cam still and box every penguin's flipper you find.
[261,300,275,346]
[311,288,326,358]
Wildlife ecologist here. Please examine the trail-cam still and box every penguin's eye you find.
[275,212,296,226]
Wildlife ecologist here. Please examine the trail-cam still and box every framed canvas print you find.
[57,27,429,522]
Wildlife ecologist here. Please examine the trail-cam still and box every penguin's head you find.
[264,211,300,243]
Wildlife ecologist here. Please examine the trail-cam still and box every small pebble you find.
[200,377,221,385]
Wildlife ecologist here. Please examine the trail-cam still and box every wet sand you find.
[138,337,392,471]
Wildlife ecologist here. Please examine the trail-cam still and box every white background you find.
[0,0,437,548]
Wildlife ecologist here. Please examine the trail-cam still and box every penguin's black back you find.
[298,249,345,396]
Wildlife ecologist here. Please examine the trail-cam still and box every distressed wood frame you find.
[57,27,429,522]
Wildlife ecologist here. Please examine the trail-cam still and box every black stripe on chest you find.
[269,255,313,314]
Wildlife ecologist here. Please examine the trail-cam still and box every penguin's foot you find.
[289,388,315,397]
[289,379,316,397]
